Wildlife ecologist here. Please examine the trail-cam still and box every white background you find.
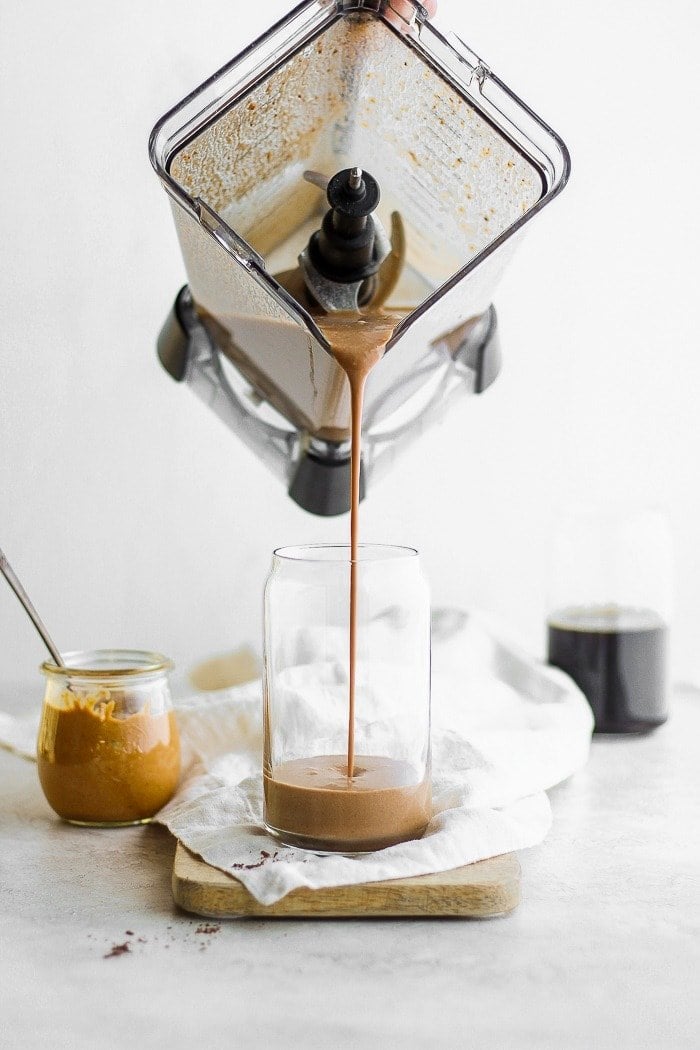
[1,0,698,688]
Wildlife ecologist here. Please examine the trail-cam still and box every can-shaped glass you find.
[263,544,431,853]
[546,505,673,733]
[37,650,180,826]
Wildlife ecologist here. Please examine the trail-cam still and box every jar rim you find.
[273,543,419,564]
[40,649,173,678]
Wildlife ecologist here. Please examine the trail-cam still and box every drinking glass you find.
[546,505,672,733]
[263,544,431,852]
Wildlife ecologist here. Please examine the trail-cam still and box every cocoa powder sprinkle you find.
[104,941,131,959]
[231,849,281,871]
[195,923,221,935]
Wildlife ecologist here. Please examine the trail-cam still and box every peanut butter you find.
[37,690,180,825]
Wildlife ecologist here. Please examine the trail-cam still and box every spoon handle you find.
[0,548,65,667]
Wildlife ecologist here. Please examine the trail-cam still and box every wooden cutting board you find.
[172,843,521,918]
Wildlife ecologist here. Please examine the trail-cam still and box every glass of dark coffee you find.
[546,505,672,733]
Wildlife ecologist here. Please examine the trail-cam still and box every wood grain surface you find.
[172,843,521,919]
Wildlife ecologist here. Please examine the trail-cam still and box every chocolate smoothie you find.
[318,310,395,777]
[265,754,431,852]
[262,285,431,851]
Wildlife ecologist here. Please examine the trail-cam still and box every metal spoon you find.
[0,547,64,667]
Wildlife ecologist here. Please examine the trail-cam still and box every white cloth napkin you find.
[0,610,593,905]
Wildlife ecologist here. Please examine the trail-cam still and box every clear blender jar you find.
[150,0,569,512]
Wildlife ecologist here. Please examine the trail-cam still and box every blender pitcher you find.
[150,0,569,513]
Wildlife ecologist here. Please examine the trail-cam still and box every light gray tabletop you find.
[1,687,698,1050]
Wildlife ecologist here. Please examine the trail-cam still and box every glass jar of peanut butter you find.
[37,650,180,827]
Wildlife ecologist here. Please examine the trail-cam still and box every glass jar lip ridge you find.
[40,648,173,678]
[273,543,419,564]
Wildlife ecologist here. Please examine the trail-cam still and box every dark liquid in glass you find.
[547,605,668,733]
